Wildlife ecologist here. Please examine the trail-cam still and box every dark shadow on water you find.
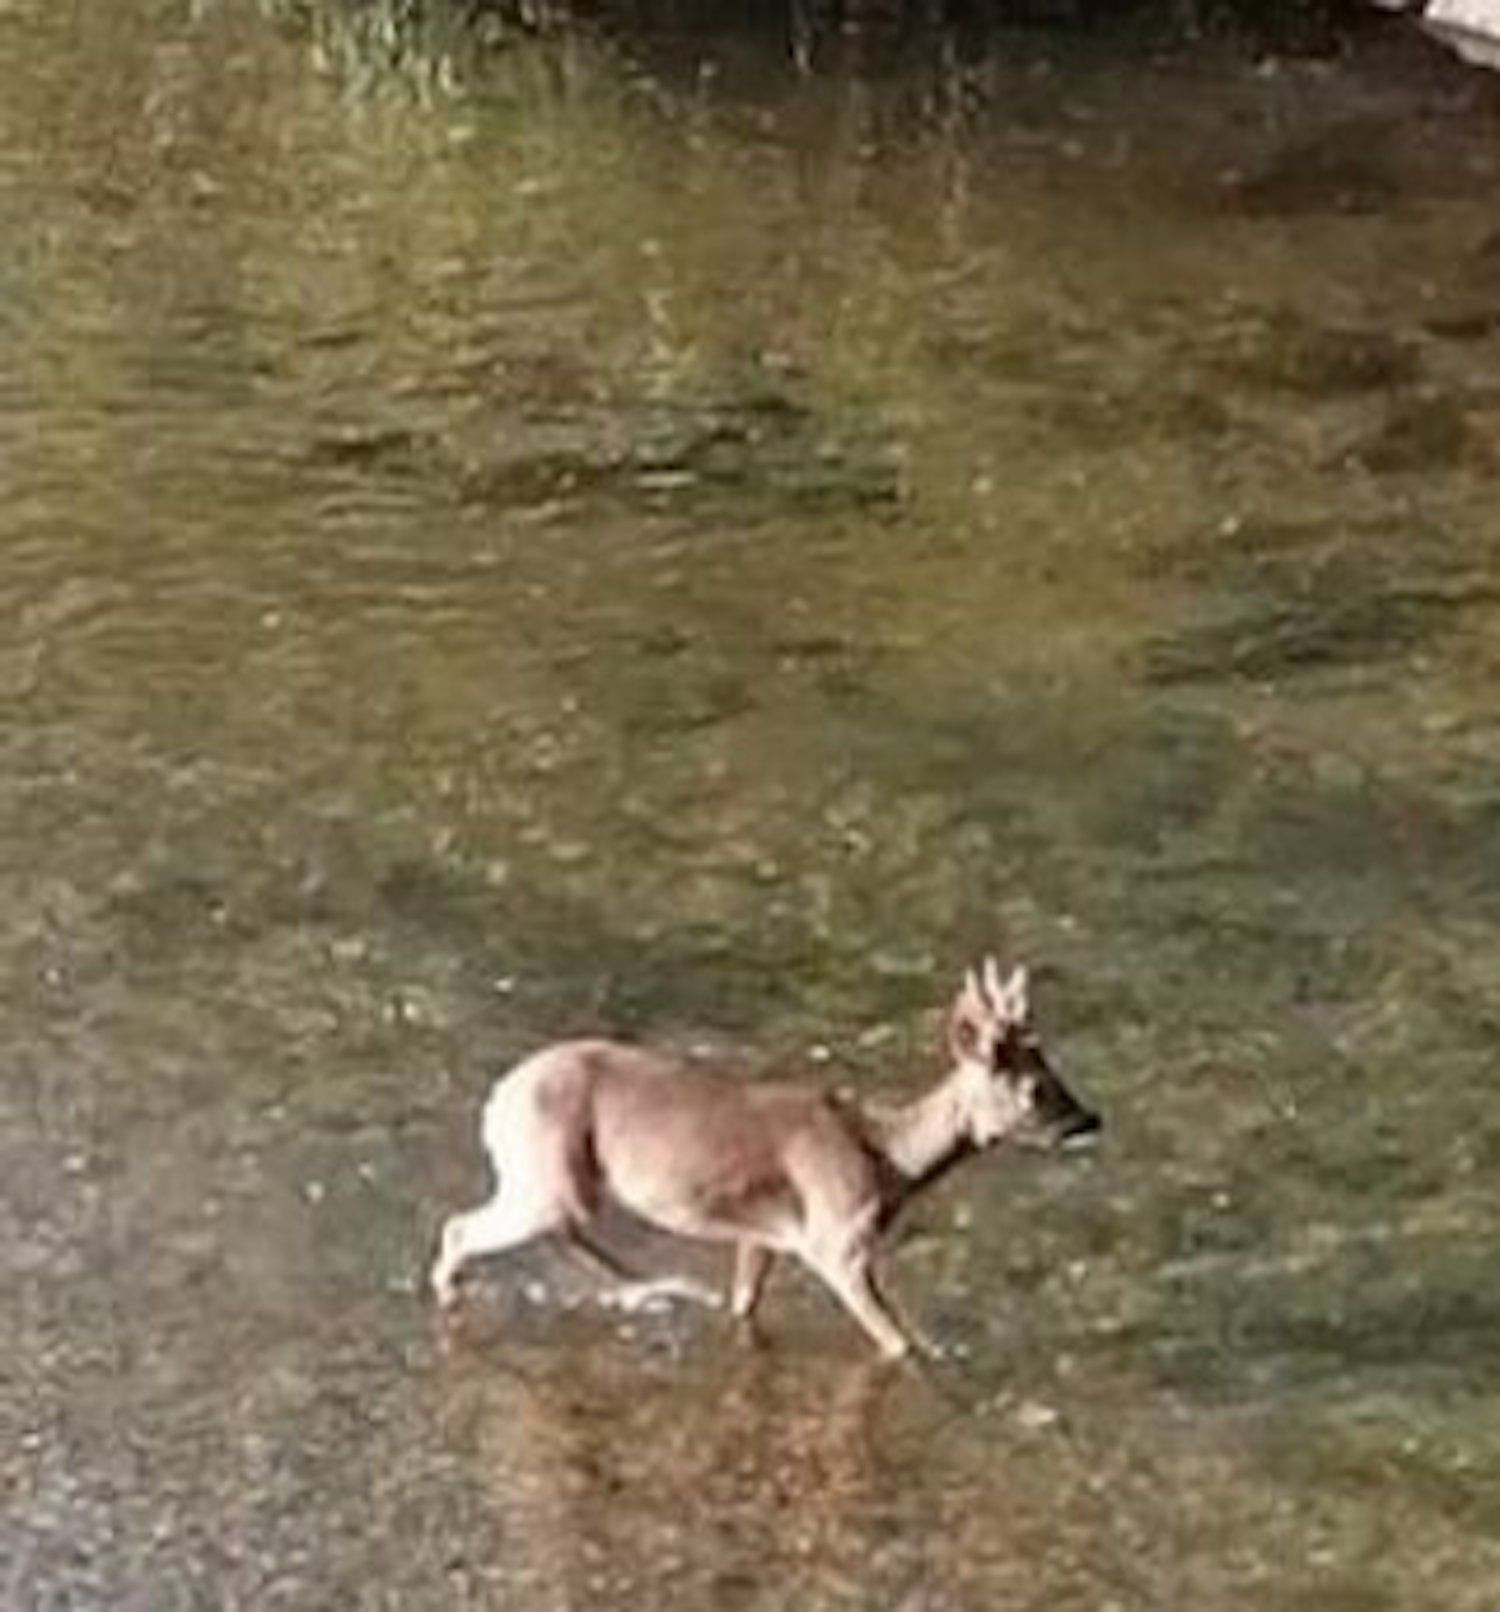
[266,0,1414,105]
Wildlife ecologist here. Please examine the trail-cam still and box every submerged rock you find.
[1207,311,1419,398]
[1218,120,1398,218]
[1146,559,1490,684]
[1349,391,1491,473]
[454,391,900,519]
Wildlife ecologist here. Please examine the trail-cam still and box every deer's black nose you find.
[1059,1106,1102,1149]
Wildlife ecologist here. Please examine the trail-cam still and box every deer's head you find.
[946,958,1100,1152]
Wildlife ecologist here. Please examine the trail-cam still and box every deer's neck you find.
[871,1073,974,1195]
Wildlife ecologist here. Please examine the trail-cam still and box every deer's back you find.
[516,1040,881,1245]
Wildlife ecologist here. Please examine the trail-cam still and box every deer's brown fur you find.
[430,960,1099,1358]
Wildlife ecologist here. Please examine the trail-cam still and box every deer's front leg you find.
[730,1243,775,1321]
[801,1241,914,1361]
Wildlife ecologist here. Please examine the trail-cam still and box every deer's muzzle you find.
[1056,1104,1102,1150]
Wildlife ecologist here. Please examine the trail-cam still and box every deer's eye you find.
[991,1027,1036,1068]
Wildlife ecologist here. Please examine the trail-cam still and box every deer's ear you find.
[947,1004,980,1061]
[982,955,1029,1023]
[957,967,989,1019]
[947,971,989,1061]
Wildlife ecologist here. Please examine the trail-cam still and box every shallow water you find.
[5,2,1500,1607]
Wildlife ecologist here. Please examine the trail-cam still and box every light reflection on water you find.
[4,2,1500,1607]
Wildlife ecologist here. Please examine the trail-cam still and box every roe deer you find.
[430,958,1100,1359]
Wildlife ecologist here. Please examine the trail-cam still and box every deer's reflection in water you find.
[434,1335,915,1606]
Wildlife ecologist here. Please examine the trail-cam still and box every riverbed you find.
[4,3,1500,1607]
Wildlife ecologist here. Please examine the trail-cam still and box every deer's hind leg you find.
[432,1098,594,1308]
[430,1180,569,1308]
